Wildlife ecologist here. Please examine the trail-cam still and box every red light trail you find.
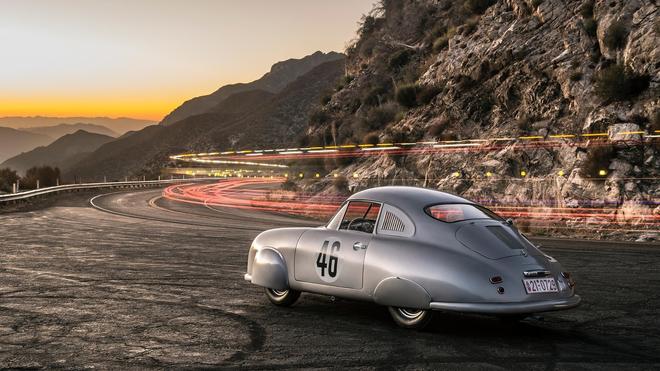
[163,179,660,235]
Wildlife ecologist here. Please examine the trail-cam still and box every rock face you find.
[159,51,345,126]
[304,0,659,239]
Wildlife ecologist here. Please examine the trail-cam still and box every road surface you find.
[1,186,659,369]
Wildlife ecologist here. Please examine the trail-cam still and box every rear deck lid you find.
[455,221,530,259]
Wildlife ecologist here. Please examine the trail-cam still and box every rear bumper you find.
[429,294,581,314]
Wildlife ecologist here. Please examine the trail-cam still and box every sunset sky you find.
[0,0,374,121]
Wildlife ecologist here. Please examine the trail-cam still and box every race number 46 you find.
[316,240,340,281]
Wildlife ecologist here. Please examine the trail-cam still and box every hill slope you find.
[1,130,115,174]
[64,58,345,180]
[159,51,344,126]
[0,127,52,163]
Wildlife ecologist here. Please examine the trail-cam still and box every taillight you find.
[561,272,575,288]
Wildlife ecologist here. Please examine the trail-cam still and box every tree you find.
[0,168,19,193]
[21,166,61,189]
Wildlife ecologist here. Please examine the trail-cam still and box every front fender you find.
[250,247,289,290]
[373,277,432,309]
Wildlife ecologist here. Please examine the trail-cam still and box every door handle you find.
[353,242,368,251]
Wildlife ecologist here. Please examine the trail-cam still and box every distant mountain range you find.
[0,127,53,163]
[65,51,346,181]
[1,130,115,174]
[160,51,344,126]
[23,123,119,139]
[0,116,154,134]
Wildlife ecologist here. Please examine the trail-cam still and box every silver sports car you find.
[244,186,580,329]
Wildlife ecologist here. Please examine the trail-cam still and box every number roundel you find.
[316,240,341,282]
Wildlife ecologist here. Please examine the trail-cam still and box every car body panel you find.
[294,229,370,289]
[245,186,581,315]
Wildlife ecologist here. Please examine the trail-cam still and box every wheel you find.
[265,287,301,306]
[388,307,434,329]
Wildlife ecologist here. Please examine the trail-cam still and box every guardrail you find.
[0,178,218,204]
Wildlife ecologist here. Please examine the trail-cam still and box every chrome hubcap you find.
[270,289,288,297]
[398,308,423,319]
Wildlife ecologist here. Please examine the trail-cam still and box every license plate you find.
[523,277,558,294]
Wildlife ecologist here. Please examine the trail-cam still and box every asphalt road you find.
[1,187,659,369]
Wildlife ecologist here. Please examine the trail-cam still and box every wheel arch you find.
[250,247,289,290]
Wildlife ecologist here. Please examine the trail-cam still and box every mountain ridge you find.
[23,123,118,139]
[0,116,154,134]
[64,57,346,180]
[1,130,115,174]
[159,51,344,126]
[0,127,53,163]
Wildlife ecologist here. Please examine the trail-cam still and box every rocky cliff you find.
[303,0,659,239]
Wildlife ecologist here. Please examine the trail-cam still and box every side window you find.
[339,201,381,234]
[377,204,415,237]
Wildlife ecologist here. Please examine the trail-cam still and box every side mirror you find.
[505,218,514,225]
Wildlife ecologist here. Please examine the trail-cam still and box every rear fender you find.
[251,247,289,290]
[373,277,432,309]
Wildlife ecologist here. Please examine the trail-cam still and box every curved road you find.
[1,186,659,369]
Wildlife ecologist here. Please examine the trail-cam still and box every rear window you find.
[425,204,503,223]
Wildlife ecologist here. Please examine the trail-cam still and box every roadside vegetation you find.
[0,166,61,192]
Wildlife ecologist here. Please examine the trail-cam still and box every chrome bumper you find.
[429,295,581,314]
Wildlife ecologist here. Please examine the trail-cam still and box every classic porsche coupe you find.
[244,186,580,329]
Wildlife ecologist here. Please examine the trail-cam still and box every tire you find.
[388,307,434,330]
[265,287,301,307]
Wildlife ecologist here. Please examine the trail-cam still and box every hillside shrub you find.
[583,18,597,37]
[395,84,419,108]
[579,147,615,180]
[320,93,332,105]
[427,118,450,138]
[603,20,628,49]
[362,79,392,107]
[360,104,398,131]
[579,1,594,18]
[515,116,533,133]
[332,175,349,194]
[594,64,650,101]
[417,85,443,105]
[310,109,330,125]
[363,132,380,145]
[388,49,413,70]
[569,71,583,81]
[531,0,543,8]
[432,35,450,52]
[651,111,660,133]
[0,168,20,193]
[461,17,480,35]
[281,178,298,191]
[464,0,495,15]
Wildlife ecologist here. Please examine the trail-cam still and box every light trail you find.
[169,130,658,165]
[163,179,660,236]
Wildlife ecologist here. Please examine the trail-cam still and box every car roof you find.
[348,186,473,212]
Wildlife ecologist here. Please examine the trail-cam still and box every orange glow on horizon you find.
[0,97,188,121]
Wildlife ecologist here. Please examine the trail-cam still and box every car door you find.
[294,201,381,290]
